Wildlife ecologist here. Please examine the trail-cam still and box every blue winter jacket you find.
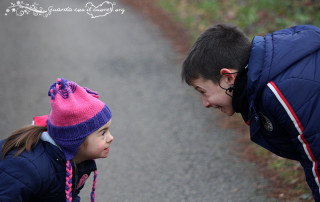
[0,135,96,201]
[246,25,320,200]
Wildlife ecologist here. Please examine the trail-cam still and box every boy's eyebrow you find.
[194,86,205,92]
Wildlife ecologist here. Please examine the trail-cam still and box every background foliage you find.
[156,0,320,40]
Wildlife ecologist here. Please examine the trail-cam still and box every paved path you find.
[0,1,275,201]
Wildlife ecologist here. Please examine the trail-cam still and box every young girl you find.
[0,78,113,202]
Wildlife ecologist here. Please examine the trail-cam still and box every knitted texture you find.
[47,78,112,160]
[66,161,98,202]
[66,161,73,202]
[91,170,98,202]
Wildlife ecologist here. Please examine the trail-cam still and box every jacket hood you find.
[247,25,320,105]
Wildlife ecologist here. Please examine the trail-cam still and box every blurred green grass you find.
[156,0,320,40]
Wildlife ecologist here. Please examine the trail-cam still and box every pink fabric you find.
[49,80,105,126]
[33,115,49,127]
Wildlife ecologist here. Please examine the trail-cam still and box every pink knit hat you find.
[46,78,112,202]
[47,78,112,160]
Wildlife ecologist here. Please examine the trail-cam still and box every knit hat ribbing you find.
[47,78,112,161]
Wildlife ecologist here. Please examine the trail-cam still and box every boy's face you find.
[191,74,235,116]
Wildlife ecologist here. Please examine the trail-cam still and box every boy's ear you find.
[220,68,232,75]
[220,68,237,84]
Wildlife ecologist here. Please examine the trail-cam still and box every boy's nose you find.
[202,97,211,108]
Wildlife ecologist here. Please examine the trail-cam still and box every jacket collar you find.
[41,132,61,149]
[41,132,66,161]
[232,65,249,123]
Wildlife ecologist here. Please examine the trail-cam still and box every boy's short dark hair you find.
[181,24,252,85]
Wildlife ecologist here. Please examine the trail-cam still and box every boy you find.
[181,24,320,201]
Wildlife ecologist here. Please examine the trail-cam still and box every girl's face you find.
[191,69,236,116]
[74,119,114,164]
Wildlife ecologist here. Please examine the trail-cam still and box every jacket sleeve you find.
[0,155,42,201]
[263,79,320,201]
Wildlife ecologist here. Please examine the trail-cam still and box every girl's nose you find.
[107,133,114,143]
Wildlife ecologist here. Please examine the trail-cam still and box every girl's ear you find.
[220,68,237,84]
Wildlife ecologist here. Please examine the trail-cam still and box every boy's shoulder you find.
[247,25,320,98]
[272,25,320,35]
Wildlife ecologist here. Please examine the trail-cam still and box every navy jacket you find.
[245,25,320,200]
[0,138,96,201]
